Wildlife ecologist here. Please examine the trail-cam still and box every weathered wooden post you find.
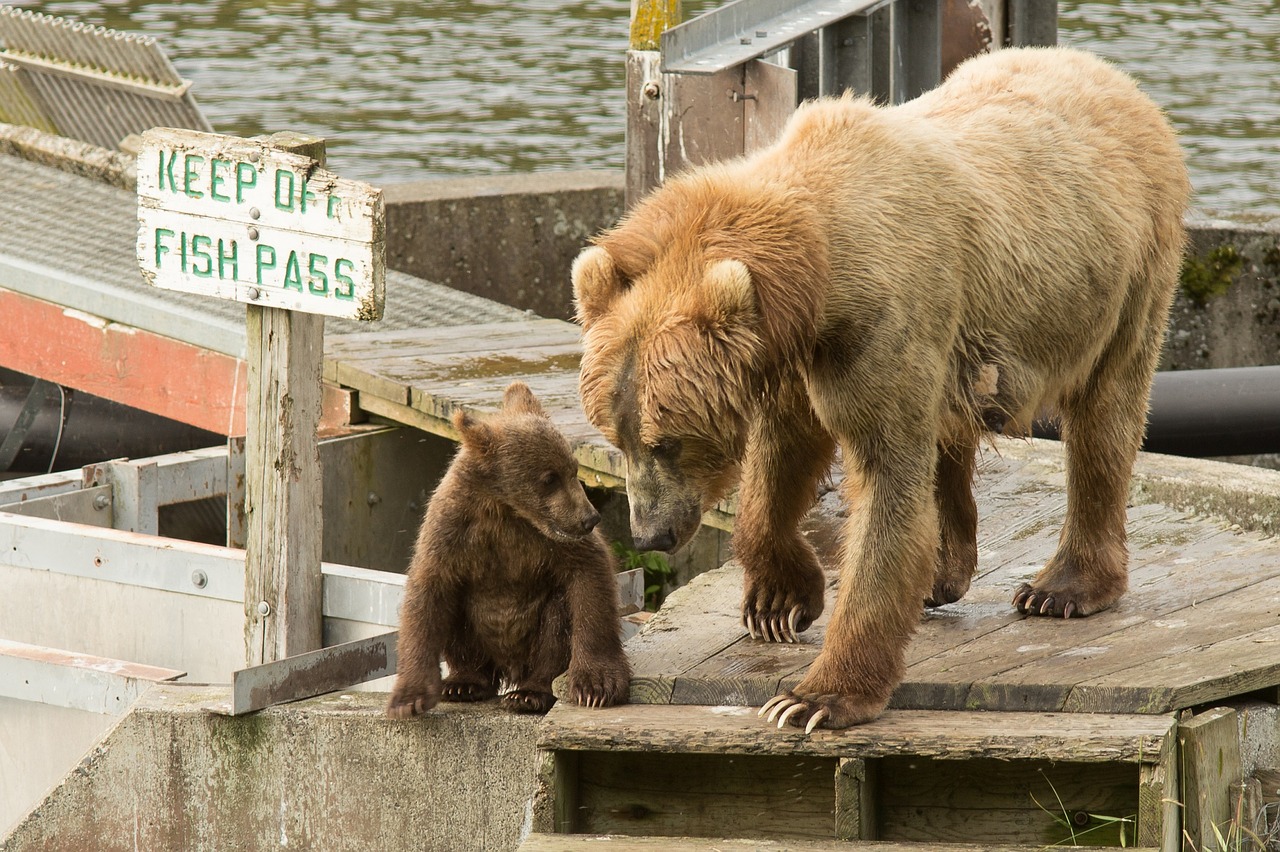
[136,127,385,668]
[625,0,682,208]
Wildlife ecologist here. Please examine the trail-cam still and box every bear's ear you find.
[501,381,546,418]
[695,259,756,327]
[572,245,626,326]
[452,409,495,453]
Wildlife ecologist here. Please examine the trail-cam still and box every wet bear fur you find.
[387,381,631,718]
[571,47,1189,729]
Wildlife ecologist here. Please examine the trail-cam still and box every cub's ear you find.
[695,259,756,327]
[501,381,546,418]
[572,245,626,327]
[452,409,495,453]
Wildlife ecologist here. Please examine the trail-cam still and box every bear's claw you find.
[758,694,829,734]
[1012,584,1080,619]
[744,604,804,643]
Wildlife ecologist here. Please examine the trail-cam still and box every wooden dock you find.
[322,320,1280,850]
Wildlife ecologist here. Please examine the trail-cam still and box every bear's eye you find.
[652,437,682,458]
[539,471,561,489]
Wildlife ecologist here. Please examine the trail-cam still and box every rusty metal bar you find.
[225,630,398,715]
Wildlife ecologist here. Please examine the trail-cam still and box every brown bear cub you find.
[386,381,631,718]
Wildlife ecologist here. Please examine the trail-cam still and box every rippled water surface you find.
[18,1,1280,217]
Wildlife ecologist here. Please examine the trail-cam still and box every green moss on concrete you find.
[1181,243,1243,305]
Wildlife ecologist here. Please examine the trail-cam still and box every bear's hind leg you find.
[927,437,979,607]
[735,386,837,643]
[442,633,500,702]
[1014,319,1164,617]
[502,599,571,715]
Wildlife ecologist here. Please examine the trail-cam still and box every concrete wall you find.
[1165,218,1280,370]
[2,684,542,852]
[384,171,624,321]
[384,176,1280,371]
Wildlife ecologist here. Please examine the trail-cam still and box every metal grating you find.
[0,5,211,150]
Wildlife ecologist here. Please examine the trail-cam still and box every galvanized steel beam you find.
[224,631,397,715]
[661,0,889,75]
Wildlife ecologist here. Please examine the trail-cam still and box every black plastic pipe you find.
[1035,365,1280,458]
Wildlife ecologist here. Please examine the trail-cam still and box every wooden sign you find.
[136,128,385,321]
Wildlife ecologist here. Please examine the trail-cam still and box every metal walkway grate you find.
[0,5,212,150]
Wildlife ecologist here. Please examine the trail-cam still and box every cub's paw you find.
[502,689,557,715]
[567,664,631,709]
[758,689,887,733]
[441,676,498,703]
[386,688,439,719]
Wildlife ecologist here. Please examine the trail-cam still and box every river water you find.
[17,1,1280,218]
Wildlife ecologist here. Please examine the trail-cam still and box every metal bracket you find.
[221,630,398,716]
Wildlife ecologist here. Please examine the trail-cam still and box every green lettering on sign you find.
[282,250,303,291]
[183,155,205,199]
[256,244,277,285]
[158,151,179,193]
[274,169,295,212]
[190,235,214,277]
[209,159,232,202]
[218,240,239,280]
[154,227,175,266]
[334,258,355,300]
[236,162,258,203]
[307,253,329,295]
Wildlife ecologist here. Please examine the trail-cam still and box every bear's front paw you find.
[742,575,825,644]
[758,689,887,732]
[386,687,439,719]
[567,664,631,709]
[502,689,557,714]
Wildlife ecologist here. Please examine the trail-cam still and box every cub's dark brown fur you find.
[387,382,631,718]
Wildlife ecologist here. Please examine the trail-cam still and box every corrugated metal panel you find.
[0,5,211,149]
[0,58,52,129]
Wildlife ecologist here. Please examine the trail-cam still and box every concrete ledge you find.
[384,171,624,320]
[2,683,541,852]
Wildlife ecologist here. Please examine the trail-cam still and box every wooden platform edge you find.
[538,702,1177,765]
[517,833,1153,851]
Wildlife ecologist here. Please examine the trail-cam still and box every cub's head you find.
[452,382,600,541]
[572,243,763,554]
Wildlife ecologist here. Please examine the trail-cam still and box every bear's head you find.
[571,244,763,554]
[452,381,601,542]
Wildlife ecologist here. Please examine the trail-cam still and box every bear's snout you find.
[579,509,601,536]
[633,528,677,553]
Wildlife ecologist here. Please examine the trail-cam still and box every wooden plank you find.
[1180,706,1242,852]
[1077,622,1280,714]
[243,168,326,669]
[539,702,1176,764]
[892,523,1272,713]
[624,565,760,704]
[323,319,578,370]
[877,756,1139,846]
[0,285,248,435]
[573,751,836,840]
[518,835,1145,852]
[1138,719,1180,850]
[835,757,877,841]
[625,50,663,208]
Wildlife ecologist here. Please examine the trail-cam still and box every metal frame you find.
[1,435,646,715]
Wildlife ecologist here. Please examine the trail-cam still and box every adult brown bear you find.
[572,47,1188,730]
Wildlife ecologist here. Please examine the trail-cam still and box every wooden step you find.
[519,833,1152,851]
[534,703,1178,849]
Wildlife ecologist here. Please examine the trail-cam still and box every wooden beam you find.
[0,286,248,435]
[243,132,327,666]
[1180,706,1243,851]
